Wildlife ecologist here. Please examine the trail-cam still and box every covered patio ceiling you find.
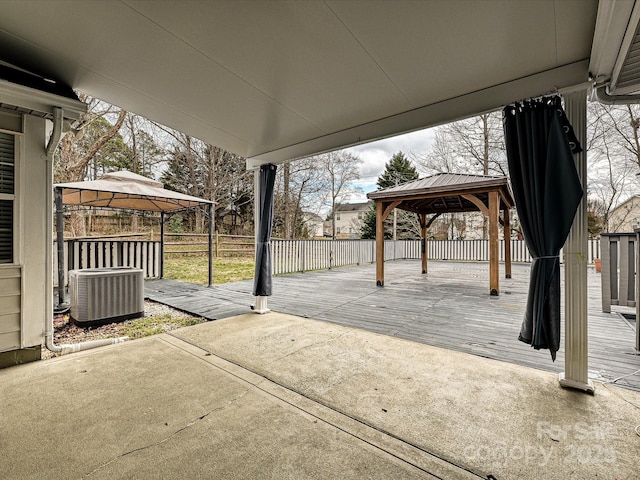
[1,1,637,166]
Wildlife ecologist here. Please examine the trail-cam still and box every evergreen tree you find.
[377,151,419,188]
[362,152,420,239]
[361,205,392,240]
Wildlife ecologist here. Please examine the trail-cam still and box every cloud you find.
[346,128,436,190]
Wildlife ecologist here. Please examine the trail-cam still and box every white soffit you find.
[611,2,640,95]
[589,0,639,93]
[0,0,598,164]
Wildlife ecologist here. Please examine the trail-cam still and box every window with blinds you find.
[0,132,14,264]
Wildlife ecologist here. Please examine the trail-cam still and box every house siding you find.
[0,266,21,352]
[21,115,47,349]
[608,196,640,233]
[0,111,48,353]
[334,202,370,238]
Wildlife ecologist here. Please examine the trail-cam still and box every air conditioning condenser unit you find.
[69,267,144,326]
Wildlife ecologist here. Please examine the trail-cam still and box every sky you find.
[344,127,437,203]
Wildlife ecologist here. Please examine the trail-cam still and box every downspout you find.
[44,107,128,354]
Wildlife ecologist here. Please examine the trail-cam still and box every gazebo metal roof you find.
[367,173,514,215]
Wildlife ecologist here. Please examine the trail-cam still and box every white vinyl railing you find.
[600,233,635,313]
[53,237,602,281]
[271,238,601,275]
[271,239,421,275]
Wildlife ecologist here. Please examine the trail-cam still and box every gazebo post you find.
[420,213,427,274]
[376,201,384,286]
[504,207,512,278]
[160,212,165,279]
[489,191,499,296]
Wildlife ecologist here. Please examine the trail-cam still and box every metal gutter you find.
[593,84,640,105]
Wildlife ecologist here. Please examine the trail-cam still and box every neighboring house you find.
[0,66,86,367]
[322,220,332,238]
[431,212,486,240]
[607,195,640,233]
[302,212,324,238]
[430,212,515,240]
[334,201,372,238]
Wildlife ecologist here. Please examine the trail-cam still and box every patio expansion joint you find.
[160,332,489,480]
[83,380,256,478]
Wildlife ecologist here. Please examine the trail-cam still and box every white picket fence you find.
[271,239,420,275]
[54,237,602,281]
[271,238,601,275]
[54,239,161,286]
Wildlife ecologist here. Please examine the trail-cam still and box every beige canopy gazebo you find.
[54,171,214,304]
[367,173,515,295]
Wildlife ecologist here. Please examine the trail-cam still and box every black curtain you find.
[503,96,583,361]
[253,164,277,296]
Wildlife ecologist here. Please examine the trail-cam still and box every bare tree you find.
[414,111,506,239]
[274,156,329,238]
[416,111,506,177]
[301,150,362,239]
[586,102,640,233]
[56,97,127,184]
[161,132,252,234]
[120,114,165,177]
[55,96,128,236]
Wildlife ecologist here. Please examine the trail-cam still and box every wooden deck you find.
[145,260,640,391]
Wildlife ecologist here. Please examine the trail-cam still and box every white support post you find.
[559,90,594,393]
[253,168,269,314]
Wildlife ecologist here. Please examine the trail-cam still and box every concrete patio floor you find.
[146,260,640,391]
[2,311,639,479]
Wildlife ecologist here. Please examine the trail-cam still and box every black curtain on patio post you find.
[253,164,277,297]
[503,96,583,361]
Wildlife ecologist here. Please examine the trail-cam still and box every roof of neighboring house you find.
[303,212,324,222]
[335,201,372,212]
[611,195,640,213]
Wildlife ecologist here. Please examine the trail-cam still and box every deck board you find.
[145,260,640,391]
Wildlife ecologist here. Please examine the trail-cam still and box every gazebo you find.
[367,173,515,295]
[54,171,214,305]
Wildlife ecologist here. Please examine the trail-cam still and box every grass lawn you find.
[163,255,255,285]
[120,312,203,339]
